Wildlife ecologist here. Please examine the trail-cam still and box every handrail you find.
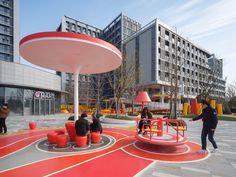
[164,119,187,142]
[136,117,187,143]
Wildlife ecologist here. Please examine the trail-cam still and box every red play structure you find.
[135,117,188,146]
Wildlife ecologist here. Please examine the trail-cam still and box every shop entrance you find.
[34,98,55,115]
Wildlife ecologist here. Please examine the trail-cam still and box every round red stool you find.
[29,121,37,130]
[56,135,68,147]
[55,129,66,135]
[65,122,76,141]
[75,136,87,147]
[91,132,101,144]
[47,131,58,144]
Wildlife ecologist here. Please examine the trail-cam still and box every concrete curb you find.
[101,117,136,124]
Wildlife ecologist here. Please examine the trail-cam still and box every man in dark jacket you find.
[75,113,90,144]
[190,100,218,154]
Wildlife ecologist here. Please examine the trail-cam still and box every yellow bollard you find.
[217,103,223,115]
[197,103,202,115]
[210,100,216,109]
[183,103,189,116]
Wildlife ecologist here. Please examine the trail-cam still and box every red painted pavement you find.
[0,134,45,158]
[49,150,152,177]
[0,136,135,177]
[0,128,64,148]
[123,141,207,162]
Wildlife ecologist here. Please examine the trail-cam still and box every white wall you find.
[0,61,61,91]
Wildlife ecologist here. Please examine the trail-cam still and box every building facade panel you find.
[139,27,153,85]
[0,61,61,91]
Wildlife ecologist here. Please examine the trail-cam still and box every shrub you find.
[127,112,139,116]
[105,115,133,121]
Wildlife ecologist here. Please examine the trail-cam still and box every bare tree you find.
[226,82,236,100]
[92,74,109,114]
[226,82,236,112]
[197,69,217,101]
[106,58,137,115]
[65,73,74,104]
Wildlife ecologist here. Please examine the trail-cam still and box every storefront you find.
[0,87,61,116]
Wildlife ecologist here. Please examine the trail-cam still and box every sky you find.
[20,0,236,84]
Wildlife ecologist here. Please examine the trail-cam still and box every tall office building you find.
[57,14,141,105]
[124,19,226,108]
[58,13,225,108]
[0,0,19,62]
[0,0,62,115]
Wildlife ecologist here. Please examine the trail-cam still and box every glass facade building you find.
[0,87,60,116]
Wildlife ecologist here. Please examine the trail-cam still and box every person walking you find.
[190,100,218,154]
[0,103,10,134]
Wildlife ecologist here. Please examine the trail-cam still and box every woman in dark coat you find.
[90,116,103,134]
[138,107,152,134]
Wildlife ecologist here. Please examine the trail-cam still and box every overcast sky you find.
[20,0,236,84]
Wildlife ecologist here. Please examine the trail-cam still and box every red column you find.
[191,99,198,115]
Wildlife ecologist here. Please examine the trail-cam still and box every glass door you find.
[34,99,40,115]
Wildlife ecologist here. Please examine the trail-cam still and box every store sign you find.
[34,91,55,99]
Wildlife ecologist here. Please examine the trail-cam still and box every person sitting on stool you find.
[138,107,152,134]
[75,113,90,145]
[90,114,103,134]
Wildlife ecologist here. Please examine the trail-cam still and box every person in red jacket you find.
[190,100,218,154]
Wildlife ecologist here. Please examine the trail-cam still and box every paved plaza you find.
[1,114,236,177]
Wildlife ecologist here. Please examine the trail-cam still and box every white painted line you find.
[181,166,210,174]
[121,141,211,164]
[219,150,236,155]
[231,163,236,168]
[133,161,156,177]
[133,141,190,155]
[35,135,116,155]
[152,172,181,177]
[0,134,46,149]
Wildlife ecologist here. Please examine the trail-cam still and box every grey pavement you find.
[137,120,236,177]
[3,114,236,177]
[5,113,70,133]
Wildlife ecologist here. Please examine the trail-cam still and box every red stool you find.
[55,129,66,135]
[29,121,37,130]
[65,122,76,141]
[75,136,87,147]
[47,131,58,144]
[56,135,68,147]
[91,132,101,144]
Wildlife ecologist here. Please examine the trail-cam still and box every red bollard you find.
[29,121,37,130]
